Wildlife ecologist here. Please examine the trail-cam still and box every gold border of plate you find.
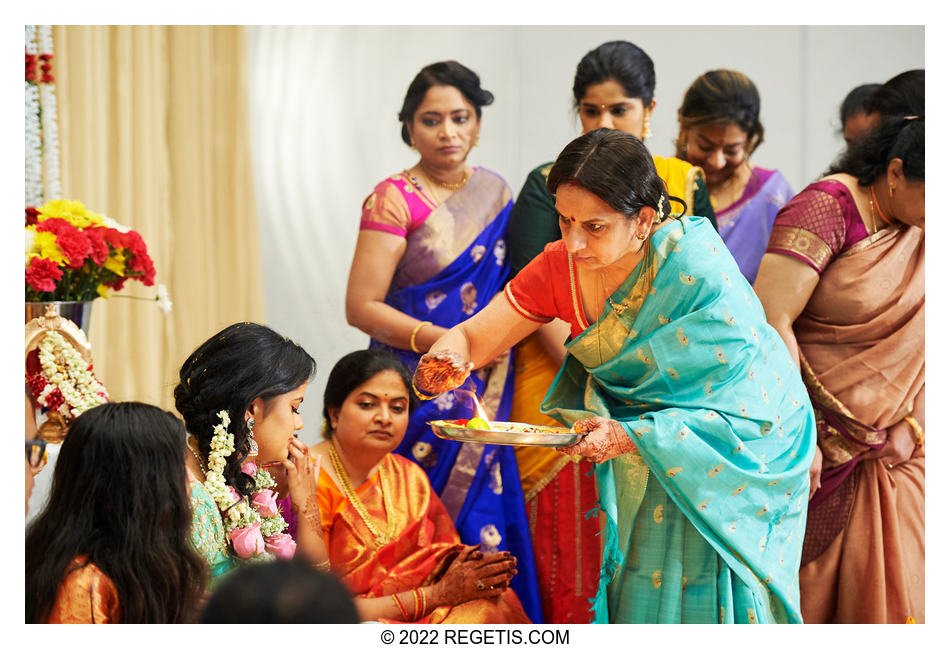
[428,420,585,448]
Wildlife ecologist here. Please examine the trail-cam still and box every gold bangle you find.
[904,416,924,446]
[410,321,432,354]
[418,587,427,619]
[410,588,420,621]
[412,383,438,401]
[314,559,331,571]
[392,593,409,621]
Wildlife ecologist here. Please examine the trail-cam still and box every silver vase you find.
[25,301,94,339]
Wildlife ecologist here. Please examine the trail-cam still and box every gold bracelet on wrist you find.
[904,416,924,446]
[314,559,331,571]
[410,321,432,354]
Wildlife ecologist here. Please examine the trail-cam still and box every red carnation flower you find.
[99,227,126,250]
[107,276,128,292]
[44,388,65,411]
[25,207,39,226]
[84,228,109,265]
[57,229,92,269]
[25,256,63,292]
[36,217,79,237]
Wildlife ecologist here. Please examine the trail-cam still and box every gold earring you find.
[474,134,480,147]
[889,185,894,198]
[642,119,652,140]
[635,231,647,240]
[410,141,416,150]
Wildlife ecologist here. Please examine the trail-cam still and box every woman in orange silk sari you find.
[755,114,924,623]
[300,350,530,623]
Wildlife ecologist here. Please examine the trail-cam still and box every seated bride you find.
[285,349,530,623]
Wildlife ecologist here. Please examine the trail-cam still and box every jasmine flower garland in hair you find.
[202,411,294,560]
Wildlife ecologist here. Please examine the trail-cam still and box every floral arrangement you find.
[27,330,109,419]
[204,410,296,560]
[25,199,171,312]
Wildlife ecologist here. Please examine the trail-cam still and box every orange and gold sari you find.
[318,453,530,624]
[767,180,925,623]
[46,556,120,623]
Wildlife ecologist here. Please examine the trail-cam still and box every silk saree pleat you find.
[541,216,815,623]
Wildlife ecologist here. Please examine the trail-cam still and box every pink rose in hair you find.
[241,462,258,476]
[251,488,279,518]
[228,522,265,559]
[226,486,242,504]
[265,533,297,560]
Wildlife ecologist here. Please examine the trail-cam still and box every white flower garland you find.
[203,411,289,557]
[25,83,43,207]
[25,26,42,207]
[37,25,60,201]
[36,330,109,419]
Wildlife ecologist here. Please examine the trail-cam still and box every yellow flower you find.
[104,251,127,276]
[30,231,67,265]
[96,283,110,298]
[37,199,104,229]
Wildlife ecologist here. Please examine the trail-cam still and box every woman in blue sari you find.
[344,61,541,622]
[413,129,816,623]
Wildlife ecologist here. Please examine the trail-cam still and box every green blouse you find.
[189,479,238,588]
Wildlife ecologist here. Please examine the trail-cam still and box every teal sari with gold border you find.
[541,216,815,623]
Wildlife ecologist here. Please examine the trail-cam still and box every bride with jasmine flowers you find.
[174,322,328,585]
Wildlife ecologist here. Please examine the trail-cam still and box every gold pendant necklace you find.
[327,442,394,547]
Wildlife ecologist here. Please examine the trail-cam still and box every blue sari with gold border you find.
[541,216,815,623]
[367,168,542,622]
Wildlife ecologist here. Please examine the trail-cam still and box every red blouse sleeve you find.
[505,244,559,324]
[766,183,853,274]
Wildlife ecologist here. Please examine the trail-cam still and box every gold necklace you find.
[187,436,207,478]
[327,441,394,546]
[420,163,469,190]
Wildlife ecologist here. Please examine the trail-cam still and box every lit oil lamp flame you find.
[456,388,494,430]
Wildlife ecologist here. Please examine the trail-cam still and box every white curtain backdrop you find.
[245,25,923,444]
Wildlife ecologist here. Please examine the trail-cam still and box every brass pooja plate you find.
[428,420,586,448]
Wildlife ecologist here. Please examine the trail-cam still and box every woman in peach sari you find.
[292,349,529,623]
[755,115,924,623]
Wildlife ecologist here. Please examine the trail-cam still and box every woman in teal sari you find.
[413,129,816,623]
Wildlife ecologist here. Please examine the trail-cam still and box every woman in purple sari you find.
[344,61,541,622]
[676,70,794,284]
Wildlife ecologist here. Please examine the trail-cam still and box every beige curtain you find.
[52,26,264,411]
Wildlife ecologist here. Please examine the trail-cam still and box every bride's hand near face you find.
[282,437,328,565]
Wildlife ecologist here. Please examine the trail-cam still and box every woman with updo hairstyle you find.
[26,402,206,623]
[838,82,881,147]
[286,349,530,623]
[414,128,816,623]
[676,69,794,284]
[504,40,716,622]
[174,322,328,584]
[755,115,924,623]
[344,61,542,620]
